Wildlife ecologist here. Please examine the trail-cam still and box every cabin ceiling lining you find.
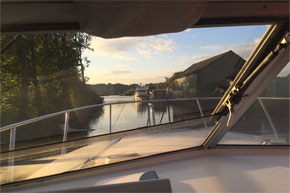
[1,1,289,37]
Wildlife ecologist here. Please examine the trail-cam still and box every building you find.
[171,50,245,121]
[172,50,245,98]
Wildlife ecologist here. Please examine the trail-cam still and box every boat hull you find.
[134,95,150,101]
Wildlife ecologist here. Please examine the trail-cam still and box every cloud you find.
[200,45,224,51]
[90,37,138,55]
[112,55,136,61]
[99,70,132,76]
[228,38,261,59]
[137,48,152,58]
[177,38,262,68]
[149,36,175,51]
[114,64,128,69]
[89,35,176,58]
[186,55,214,61]
[110,70,131,75]
[199,38,261,59]
[179,54,214,65]
[89,69,182,84]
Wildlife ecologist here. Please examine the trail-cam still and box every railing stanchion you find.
[9,127,16,151]
[167,101,171,122]
[150,103,156,126]
[147,103,151,126]
[8,127,16,182]
[8,153,14,183]
[196,98,208,128]
[109,104,112,133]
[159,111,165,124]
[63,112,70,142]
[258,98,278,138]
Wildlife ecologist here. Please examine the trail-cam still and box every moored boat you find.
[134,87,150,101]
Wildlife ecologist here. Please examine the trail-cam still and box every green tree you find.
[0,33,103,145]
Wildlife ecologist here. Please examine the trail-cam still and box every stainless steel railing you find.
[257,97,290,139]
[2,96,287,151]
[0,97,221,151]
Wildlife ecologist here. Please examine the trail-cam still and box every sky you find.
[83,25,269,85]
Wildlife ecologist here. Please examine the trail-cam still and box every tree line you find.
[0,33,103,144]
[88,83,138,96]
[88,72,183,96]
[145,71,183,91]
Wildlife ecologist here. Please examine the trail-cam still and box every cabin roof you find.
[1,1,289,38]
[175,50,245,79]
[136,87,148,91]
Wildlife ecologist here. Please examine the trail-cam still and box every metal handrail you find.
[0,97,224,151]
[0,97,220,132]
[1,96,288,151]
[1,97,221,151]
[0,97,290,151]
[257,97,290,100]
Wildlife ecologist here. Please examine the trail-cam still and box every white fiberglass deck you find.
[0,119,213,185]
[2,146,289,193]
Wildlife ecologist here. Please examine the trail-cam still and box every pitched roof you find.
[175,50,245,79]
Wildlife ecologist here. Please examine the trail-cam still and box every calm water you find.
[88,96,173,136]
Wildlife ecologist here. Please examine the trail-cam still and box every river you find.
[88,95,173,136]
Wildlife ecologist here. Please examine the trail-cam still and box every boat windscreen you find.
[0,25,269,185]
[0,114,218,185]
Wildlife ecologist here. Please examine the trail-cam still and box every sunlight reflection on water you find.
[89,96,172,136]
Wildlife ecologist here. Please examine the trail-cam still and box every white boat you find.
[134,87,150,101]
[0,1,289,193]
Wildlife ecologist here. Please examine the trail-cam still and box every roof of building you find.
[175,50,245,79]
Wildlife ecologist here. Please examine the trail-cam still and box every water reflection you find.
[0,95,221,185]
[0,96,219,152]
[152,102,167,113]
[89,96,219,136]
[89,96,173,135]
[134,101,148,113]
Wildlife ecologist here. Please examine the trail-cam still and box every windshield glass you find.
[218,61,290,145]
[0,25,268,184]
